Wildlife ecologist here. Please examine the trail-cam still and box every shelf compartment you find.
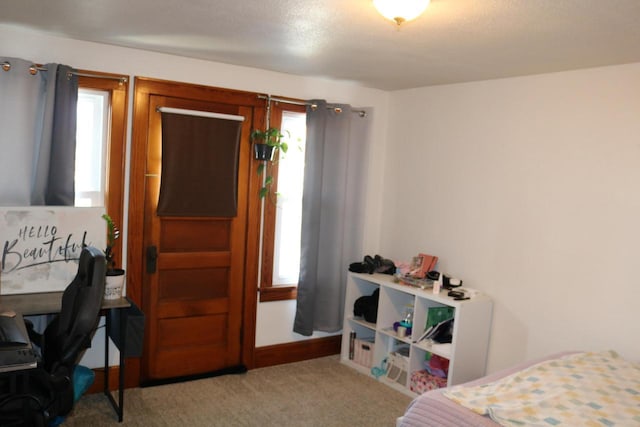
[345,322,375,348]
[382,346,410,388]
[342,320,376,370]
[348,316,376,331]
[412,299,455,344]
[350,275,380,299]
[410,370,448,394]
[377,286,415,337]
[379,327,412,345]
[413,340,452,359]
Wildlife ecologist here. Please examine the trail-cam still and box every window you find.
[77,72,128,267]
[75,89,109,207]
[260,103,306,301]
[272,111,306,285]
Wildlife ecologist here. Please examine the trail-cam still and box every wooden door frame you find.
[128,77,266,383]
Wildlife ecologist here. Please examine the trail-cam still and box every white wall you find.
[0,25,389,359]
[382,63,640,373]
[255,300,336,347]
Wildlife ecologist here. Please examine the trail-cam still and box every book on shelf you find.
[416,318,454,343]
[414,306,455,343]
[426,306,454,328]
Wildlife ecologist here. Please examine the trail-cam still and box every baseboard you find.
[87,357,140,394]
[253,334,342,369]
[140,365,247,388]
[87,367,119,394]
[87,337,341,391]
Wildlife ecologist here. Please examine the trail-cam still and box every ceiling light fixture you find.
[373,0,430,26]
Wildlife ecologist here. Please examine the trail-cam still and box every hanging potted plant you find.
[102,213,125,300]
[251,127,287,161]
[251,127,289,198]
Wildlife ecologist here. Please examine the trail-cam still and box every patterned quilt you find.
[443,351,640,426]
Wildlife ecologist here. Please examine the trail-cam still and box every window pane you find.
[75,89,109,207]
[272,112,306,285]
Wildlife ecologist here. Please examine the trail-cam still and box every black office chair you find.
[0,246,106,426]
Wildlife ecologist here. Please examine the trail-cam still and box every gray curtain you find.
[0,57,78,206]
[293,100,371,336]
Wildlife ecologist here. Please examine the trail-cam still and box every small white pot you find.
[105,269,125,300]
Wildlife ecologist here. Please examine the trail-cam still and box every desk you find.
[0,292,131,422]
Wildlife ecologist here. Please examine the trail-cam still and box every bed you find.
[397,351,640,426]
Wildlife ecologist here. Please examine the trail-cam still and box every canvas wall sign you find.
[0,207,105,294]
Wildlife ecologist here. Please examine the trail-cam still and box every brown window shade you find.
[157,112,242,217]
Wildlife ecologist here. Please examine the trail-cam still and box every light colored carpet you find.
[64,356,413,426]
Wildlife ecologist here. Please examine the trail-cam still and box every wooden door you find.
[142,95,252,380]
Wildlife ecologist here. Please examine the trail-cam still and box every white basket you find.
[353,338,375,368]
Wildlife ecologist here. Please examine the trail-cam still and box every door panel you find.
[160,220,231,251]
[159,268,228,299]
[142,95,251,380]
[157,298,230,319]
[158,315,227,348]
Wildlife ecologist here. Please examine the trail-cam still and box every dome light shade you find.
[373,0,431,25]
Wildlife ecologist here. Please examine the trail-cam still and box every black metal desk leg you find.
[118,307,126,422]
[104,308,125,422]
[104,314,110,396]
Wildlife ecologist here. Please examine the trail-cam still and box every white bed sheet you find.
[398,352,575,427]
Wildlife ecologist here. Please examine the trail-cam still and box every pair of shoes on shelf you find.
[348,255,395,275]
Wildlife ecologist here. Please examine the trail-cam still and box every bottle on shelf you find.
[349,331,356,360]
[400,304,414,328]
[397,304,414,338]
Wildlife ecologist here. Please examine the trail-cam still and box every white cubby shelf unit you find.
[340,272,493,397]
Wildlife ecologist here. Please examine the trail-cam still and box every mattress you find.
[397,352,575,427]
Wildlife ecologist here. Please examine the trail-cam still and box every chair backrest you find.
[43,246,106,372]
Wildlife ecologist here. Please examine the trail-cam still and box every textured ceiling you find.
[2,0,640,90]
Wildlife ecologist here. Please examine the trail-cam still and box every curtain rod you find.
[157,106,245,122]
[0,61,128,84]
[72,71,128,84]
[257,95,367,118]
